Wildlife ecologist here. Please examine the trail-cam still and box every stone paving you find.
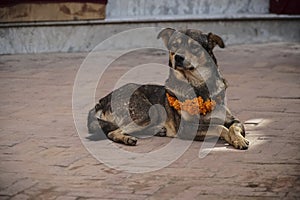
[0,43,299,199]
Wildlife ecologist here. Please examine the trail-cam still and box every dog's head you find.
[157,28,227,99]
[158,28,224,68]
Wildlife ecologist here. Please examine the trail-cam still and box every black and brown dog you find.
[88,28,249,150]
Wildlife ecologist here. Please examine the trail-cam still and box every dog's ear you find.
[157,28,176,47]
[208,33,225,49]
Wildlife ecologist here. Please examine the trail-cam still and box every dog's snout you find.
[175,55,185,63]
[174,54,194,70]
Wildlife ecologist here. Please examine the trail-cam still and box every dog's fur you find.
[87,28,249,150]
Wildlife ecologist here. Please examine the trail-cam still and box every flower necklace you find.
[166,93,216,115]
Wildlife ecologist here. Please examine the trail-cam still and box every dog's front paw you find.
[154,126,167,137]
[229,126,249,150]
[232,137,249,150]
[125,136,138,146]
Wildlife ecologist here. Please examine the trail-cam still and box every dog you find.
[87,28,249,150]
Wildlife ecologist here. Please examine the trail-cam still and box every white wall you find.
[106,0,270,19]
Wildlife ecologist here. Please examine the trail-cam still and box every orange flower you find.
[166,93,216,116]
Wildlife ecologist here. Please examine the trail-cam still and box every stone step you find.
[1,14,299,54]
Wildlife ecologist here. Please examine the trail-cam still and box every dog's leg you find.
[228,123,249,150]
[199,125,248,149]
[106,121,167,145]
[148,125,167,137]
[196,125,230,141]
[107,128,138,146]
[223,108,249,149]
[123,122,167,137]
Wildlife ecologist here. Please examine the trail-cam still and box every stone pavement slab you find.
[0,43,299,199]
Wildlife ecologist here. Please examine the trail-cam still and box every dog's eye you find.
[188,42,200,54]
[172,42,179,48]
[191,47,200,55]
[190,43,199,50]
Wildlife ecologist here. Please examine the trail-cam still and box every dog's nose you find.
[175,55,185,63]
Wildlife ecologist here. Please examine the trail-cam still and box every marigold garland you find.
[166,93,216,115]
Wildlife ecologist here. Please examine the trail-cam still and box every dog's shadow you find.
[86,133,108,141]
[204,137,238,150]
[86,133,232,150]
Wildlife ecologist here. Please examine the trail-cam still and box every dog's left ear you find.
[208,33,225,49]
[157,28,176,48]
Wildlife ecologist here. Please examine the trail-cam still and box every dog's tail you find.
[87,103,103,134]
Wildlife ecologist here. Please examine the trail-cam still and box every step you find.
[0,14,299,54]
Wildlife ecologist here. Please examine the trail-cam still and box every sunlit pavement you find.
[0,43,299,199]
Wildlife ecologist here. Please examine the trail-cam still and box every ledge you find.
[1,14,300,28]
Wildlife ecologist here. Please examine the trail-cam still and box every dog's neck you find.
[165,68,226,104]
[165,69,210,101]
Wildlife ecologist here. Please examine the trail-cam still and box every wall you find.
[106,0,269,18]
